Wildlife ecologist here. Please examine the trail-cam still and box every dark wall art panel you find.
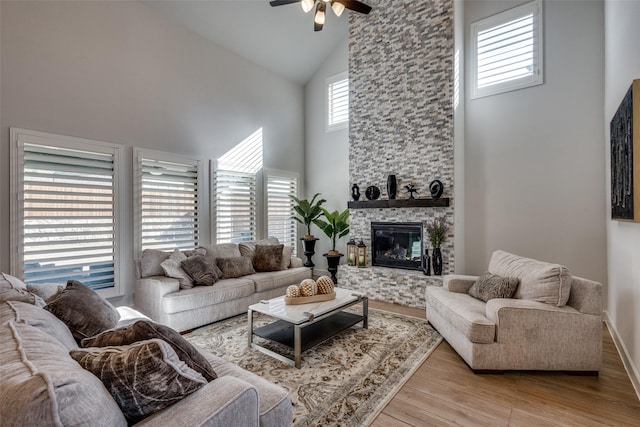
[611,79,640,222]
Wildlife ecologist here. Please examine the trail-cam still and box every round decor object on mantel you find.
[429,180,444,199]
[365,186,380,200]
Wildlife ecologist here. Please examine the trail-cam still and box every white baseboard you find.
[603,311,640,401]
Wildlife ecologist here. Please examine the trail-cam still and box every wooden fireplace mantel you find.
[347,198,450,209]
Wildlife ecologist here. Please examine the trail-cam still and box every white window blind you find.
[327,72,349,131]
[471,0,543,99]
[138,153,200,252]
[214,170,257,243]
[266,171,298,255]
[11,130,121,292]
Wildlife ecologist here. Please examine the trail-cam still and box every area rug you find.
[184,308,442,426]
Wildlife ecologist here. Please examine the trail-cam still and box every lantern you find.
[357,239,367,268]
[346,238,357,266]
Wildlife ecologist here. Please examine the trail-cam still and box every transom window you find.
[470,0,543,99]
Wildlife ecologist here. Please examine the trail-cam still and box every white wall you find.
[604,0,640,396]
[303,39,349,276]
[464,0,606,286]
[0,1,305,304]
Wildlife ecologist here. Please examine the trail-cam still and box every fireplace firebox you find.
[371,222,423,270]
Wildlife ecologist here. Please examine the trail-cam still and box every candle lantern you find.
[357,239,367,268]
[346,238,357,266]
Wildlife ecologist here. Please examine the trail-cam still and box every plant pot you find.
[301,237,319,268]
[323,253,344,284]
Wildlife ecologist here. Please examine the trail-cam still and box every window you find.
[134,149,201,254]
[213,129,263,243]
[10,128,123,296]
[265,170,298,255]
[326,72,349,131]
[470,0,543,99]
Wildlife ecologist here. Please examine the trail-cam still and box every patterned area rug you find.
[185,308,442,426]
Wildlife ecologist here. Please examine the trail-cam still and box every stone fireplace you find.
[338,0,454,309]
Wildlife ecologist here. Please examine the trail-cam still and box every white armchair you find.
[425,251,602,373]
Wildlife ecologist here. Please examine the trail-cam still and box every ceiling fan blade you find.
[338,0,372,15]
[269,0,301,7]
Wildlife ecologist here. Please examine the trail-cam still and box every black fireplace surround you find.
[371,222,423,270]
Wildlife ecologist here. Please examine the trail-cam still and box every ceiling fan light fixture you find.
[314,2,326,25]
[331,1,345,17]
[301,0,315,13]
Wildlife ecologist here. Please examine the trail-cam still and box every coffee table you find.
[248,287,368,368]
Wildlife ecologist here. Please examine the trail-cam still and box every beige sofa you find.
[426,250,602,373]
[135,239,312,332]
[0,283,291,426]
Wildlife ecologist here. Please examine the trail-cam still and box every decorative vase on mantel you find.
[432,248,443,276]
[387,174,397,200]
[301,237,319,268]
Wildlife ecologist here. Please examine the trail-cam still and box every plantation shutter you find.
[327,72,349,130]
[266,172,298,255]
[139,157,199,252]
[471,0,543,98]
[19,141,117,290]
[214,170,257,243]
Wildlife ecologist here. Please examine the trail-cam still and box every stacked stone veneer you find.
[339,0,454,309]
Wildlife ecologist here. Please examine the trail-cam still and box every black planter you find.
[387,174,397,200]
[323,253,344,284]
[432,248,443,276]
[301,238,319,268]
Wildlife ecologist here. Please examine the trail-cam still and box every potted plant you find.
[425,216,449,275]
[290,193,326,267]
[314,208,350,283]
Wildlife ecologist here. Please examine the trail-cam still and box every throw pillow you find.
[217,256,256,279]
[70,339,207,423]
[140,249,171,278]
[468,272,520,302]
[252,244,284,272]
[181,254,221,286]
[44,280,120,340]
[160,249,194,289]
[238,238,280,258]
[280,246,294,270]
[1,274,45,307]
[82,320,217,382]
[26,282,66,303]
[2,272,27,289]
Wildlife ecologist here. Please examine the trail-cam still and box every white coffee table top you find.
[249,287,363,324]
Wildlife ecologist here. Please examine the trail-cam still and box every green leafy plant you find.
[290,193,326,238]
[425,216,449,249]
[314,208,350,254]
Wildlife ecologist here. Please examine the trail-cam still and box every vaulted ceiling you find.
[144,0,349,84]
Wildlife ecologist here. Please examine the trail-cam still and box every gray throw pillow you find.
[160,249,194,289]
[181,254,221,286]
[1,274,45,307]
[140,249,171,278]
[44,280,120,340]
[468,272,520,302]
[280,245,294,270]
[217,256,256,279]
[70,339,207,423]
[81,320,216,382]
[253,244,284,272]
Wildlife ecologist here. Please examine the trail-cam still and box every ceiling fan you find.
[270,0,372,32]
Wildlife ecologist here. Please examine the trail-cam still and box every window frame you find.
[133,148,204,257]
[470,0,543,99]
[264,169,299,255]
[10,128,124,298]
[326,71,349,132]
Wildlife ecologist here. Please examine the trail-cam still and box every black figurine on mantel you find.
[405,183,418,199]
[351,184,360,201]
[429,179,444,199]
[387,174,397,199]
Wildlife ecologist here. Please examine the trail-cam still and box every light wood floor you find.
[368,300,640,427]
